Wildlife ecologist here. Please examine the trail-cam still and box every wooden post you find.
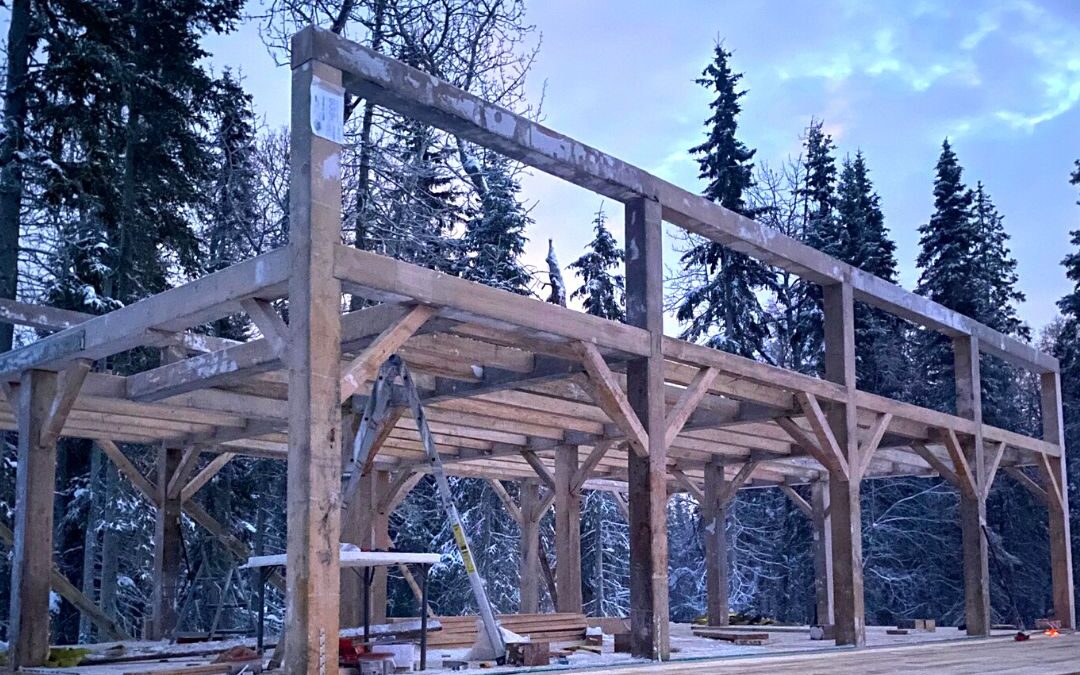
[555,445,582,613]
[1040,371,1075,629]
[810,480,834,626]
[519,480,541,614]
[339,469,369,628]
[9,370,58,668]
[954,335,990,637]
[150,445,184,639]
[286,43,345,675]
[624,197,669,659]
[702,458,729,626]
[822,282,865,647]
[370,470,391,625]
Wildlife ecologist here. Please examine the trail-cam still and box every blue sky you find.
[208,0,1080,331]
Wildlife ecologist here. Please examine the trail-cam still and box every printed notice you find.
[311,77,345,144]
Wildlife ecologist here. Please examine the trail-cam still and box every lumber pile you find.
[394,613,587,648]
[691,626,769,645]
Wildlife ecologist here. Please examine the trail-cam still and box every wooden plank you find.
[96,438,159,505]
[1006,467,1049,505]
[910,442,961,487]
[0,521,128,641]
[339,304,436,402]
[285,53,344,675]
[38,358,91,447]
[623,197,669,659]
[670,468,704,504]
[981,441,1007,499]
[521,449,556,489]
[180,452,236,503]
[241,297,289,356]
[664,367,719,450]
[555,445,583,613]
[10,370,59,668]
[941,428,977,499]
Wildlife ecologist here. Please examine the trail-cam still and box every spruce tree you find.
[835,152,906,399]
[461,155,531,294]
[546,239,567,307]
[912,139,981,412]
[1054,161,1080,537]
[569,205,625,322]
[675,43,776,359]
[800,119,843,259]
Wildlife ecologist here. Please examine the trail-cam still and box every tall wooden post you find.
[822,282,865,647]
[519,480,541,613]
[624,197,669,659]
[555,445,582,613]
[810,479,834,626]
[702,458,729,626]
[9,370,58,668]
[286,42,345,675]
[370,470,392,624]
[954,335,990,636]
[1040,370,1075,629]
[150,445,184,639]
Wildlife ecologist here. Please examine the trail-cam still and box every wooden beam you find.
[297,25,1059,375]
[0,521,129,641]
[180,452,235,503]
[671,468,705,504]
[339,304,437,402]
[941,428,977,499]
[1005,467,1048,505]
[623,196,669,659]
[572,440,617,493]
[95,438,158,505]
[518,480,541,613]
[797,393,849,478]
[38,358,91,447]
[811,480,834,626]
[0,248,290,378]
[664,366,719,449]
[981,441,1007,500]
[554,445,583,613]
[486,479,522,525]
[520,449,556,490]
[1039,370,1075,629]
[378,469,423,515]
[166,446,202,500]
[779,485,812,518]
[241,298,289,356]
[854,413,891,483]
[910,442,961,487]
[702,458,728,627]
[285,53,345,675]
[10,370,59,668]
[575,341,649,457]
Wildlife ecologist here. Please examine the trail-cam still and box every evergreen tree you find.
[569,204,625,322]
[835,152,906,399]
[800,119,843,259]
[675,43,776,360]
[461,155,531,294]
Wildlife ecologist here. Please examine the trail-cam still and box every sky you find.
[207,0,1080,331]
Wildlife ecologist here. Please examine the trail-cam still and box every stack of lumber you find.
[691,626,769,645]
[396,613,587,648]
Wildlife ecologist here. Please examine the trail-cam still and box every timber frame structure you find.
[0,25,1073,673]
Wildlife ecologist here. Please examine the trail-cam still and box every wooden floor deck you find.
[581,634,1079,675]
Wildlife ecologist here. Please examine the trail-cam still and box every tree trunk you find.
[0,0,36,352]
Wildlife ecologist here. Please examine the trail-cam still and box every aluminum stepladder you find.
[343,354,507,664]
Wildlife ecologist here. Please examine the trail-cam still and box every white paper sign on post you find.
[311,76,345,144]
